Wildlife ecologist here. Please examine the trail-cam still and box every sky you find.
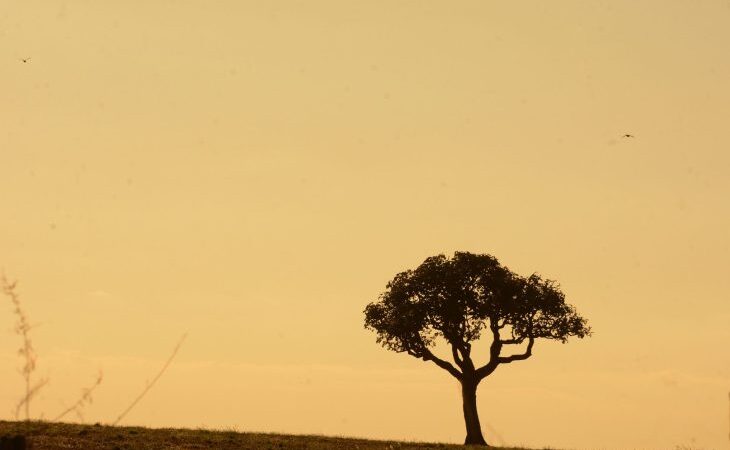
[1,1,730,449]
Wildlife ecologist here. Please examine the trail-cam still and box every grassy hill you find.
[0,421,540,450]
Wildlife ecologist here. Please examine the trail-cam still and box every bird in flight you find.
[20,57,31,63]
[623,134,634,138]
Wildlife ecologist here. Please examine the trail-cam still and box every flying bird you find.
[20,57,31,63]
[623,134,634,138]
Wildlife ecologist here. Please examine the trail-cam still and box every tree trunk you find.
[461,378,488,446]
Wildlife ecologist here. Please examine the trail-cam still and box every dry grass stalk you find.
[53,370,104,422]
[14,377,50,420]
[1,273,48,421]
[112,333,187,425]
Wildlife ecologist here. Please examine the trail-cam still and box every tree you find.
[364,252,591,446]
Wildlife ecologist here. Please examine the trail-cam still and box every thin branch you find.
[112,333,187,426]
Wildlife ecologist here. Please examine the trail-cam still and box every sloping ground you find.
[0,421,537,450]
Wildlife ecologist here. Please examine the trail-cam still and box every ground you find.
[0,421,541,450]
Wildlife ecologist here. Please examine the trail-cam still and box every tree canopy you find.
[364,251,591,381]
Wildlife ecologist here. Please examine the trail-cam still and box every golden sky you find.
[2,1,730,449]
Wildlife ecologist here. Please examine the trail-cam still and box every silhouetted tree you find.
[364,252,591,446]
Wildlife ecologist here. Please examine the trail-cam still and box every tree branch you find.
[451,344,464,368]
[488,320,502,362]
[474,319,503,380]
[422,349,462,379]
[498,336,534,364]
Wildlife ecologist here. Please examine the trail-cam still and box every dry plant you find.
[3,272,185,426]
[52,370,104,422]
[1,273,49,421]
[112,333,188,425]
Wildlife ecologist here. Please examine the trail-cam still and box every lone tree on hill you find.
[364,252,591,446]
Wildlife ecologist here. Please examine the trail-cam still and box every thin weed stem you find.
[53,370,104,422]
[112,333,187,425]
[2,273,47,421]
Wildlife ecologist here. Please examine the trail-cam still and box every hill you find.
[0,421,540,450]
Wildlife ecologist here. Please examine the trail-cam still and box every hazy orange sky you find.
[2,1,730,449]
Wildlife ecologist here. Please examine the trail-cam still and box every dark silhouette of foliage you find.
[364,252,591,446]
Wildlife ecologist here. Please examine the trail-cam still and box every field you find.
[0,421,538,450]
